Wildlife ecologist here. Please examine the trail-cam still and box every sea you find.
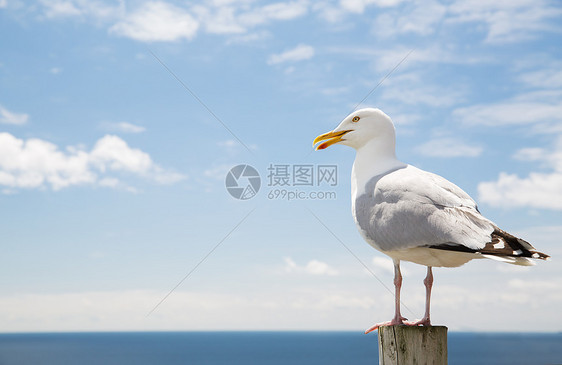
[0,331,561,365]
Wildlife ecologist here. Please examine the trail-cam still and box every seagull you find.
[313,108,550,334]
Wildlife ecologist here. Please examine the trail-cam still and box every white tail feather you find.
[482,254,535,266]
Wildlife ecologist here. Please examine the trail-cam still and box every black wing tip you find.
[428,228,550,262]
[490,228,550,260]
[530,251,551,260]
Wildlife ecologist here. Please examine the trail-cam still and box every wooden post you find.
[378,326,447,365]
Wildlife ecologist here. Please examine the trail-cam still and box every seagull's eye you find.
[352,116,360,122]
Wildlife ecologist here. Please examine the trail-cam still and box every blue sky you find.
[0,0,561,332]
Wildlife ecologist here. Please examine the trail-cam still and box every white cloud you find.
[0,133,94,190]
[381,72,464,107]
[447,0,562,43]
[97,176,139,193]
[110,2,199,42]
[313,0,403,23]
[91,135,185,184]
[284,257,339,276]
[284,66,295,74]
[453,91,562,131]
[0,133,185,192]
[39,0,123,21]
[194,4,246,34]
[327,45,488,74]
[267,44,315,65]
[518,64,562,89]
[98,177,120,188]
[107,1,306,41]
[103,121,146,134]
[239,1,308,27]
[41,0,82,18]
[225,30,271,44]
[151,169,185,185]
[306,260,339,276]
[26,0,562,46]
[478,136,562,210]
[0,105,29,125]
[191,1,308,36]
[0,0,7,9]
[433,279,562,331]
[341,0,562,43]
[312,2,345,23]
[337,0,562,43]
[340,0,404,13]
[508,278,560,291]
[513,148,548,164]
[217,139,239,148]
[32,0,306,42]
[513,143,562,171]
[90,135,153,174]
[479,172,562,210]
[372,0,446,38]
[203,164,233,180]
[416,137,483,158]
[2,276,559,332]
[0,288,379,332]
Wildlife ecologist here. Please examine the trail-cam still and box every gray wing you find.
[354,165,496,252]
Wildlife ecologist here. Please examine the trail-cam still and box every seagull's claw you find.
[364,316,408,334]
[404,317,431,326]
[364,316,432,334]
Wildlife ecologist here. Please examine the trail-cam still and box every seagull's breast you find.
[351,165,406,252]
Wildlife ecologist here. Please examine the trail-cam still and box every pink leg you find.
[407,266,433,326]
[365,260,408,334]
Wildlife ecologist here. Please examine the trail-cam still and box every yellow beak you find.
[313,130,351,150]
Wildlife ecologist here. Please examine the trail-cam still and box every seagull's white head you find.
[313,108,396,150]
